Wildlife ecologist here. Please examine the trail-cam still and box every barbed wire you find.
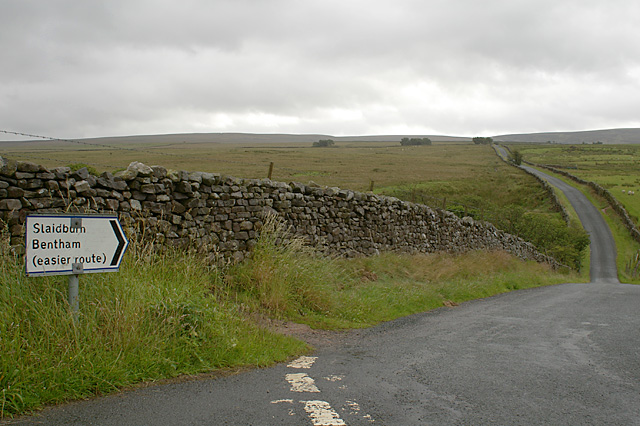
[1,129,177,156]
[2,152,122,170]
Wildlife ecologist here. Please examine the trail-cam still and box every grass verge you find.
[1,217,578,418]
[0,229,307,419]
[532,170,591,281]
[224,216,577,330]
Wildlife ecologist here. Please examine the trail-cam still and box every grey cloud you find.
[2,0,640,139]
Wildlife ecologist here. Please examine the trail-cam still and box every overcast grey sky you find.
[2,0,640,140]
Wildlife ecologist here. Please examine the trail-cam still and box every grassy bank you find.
[560,177,640,283]
[514,143,640,281]
[1,218,578,418]
[0,227,307,418]
[225,217,578,329]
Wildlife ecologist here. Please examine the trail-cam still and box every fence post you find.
[442,197,446,210]
[369,180,374,192]
[267,162,274,179]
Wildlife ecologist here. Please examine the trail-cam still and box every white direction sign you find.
[25,213,129,276]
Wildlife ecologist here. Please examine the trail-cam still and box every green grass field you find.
[1,139,559,228]
[2,139,585,267]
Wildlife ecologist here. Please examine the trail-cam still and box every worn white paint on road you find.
[276,355,374,424]
[303,400,347,426]
[270,399,294,404]
[287,356,318,369]
[285,373,321,393]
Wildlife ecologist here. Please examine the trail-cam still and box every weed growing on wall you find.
[225,214,350,319]
[492,207,590,270]
[383,185,589,270]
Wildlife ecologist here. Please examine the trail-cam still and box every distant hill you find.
[77,133,471,145]
[493,128,640,144]
[3,128,639,147]
[0,132,470,147]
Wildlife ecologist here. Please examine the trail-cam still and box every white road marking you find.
[287,356,318,369]
[282,356,365,424]
[345,400,360,412]
[303,400,346,425]
[285,373,321,393]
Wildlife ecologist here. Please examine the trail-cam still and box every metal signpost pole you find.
[68,262,84,320]
[68,220,82,320]
[68,274,79,319]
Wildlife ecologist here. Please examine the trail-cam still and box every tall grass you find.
[0,226,306,418]
[224,215,577,329]
[225,216,347,320]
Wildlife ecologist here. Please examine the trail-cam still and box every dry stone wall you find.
[0,157,557,266]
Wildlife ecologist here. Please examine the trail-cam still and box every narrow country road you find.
[521,165,619,283]
[497,145,619,282]
[10,160,640,425]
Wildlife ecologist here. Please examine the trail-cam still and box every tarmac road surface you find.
[10,165,640,425]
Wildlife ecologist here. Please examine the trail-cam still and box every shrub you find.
[225,215,347,317]
[493,206,589,270]
[312,139,335,147]
[67,163,98,176]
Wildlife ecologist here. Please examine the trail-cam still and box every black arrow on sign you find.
[110,220,126,266]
